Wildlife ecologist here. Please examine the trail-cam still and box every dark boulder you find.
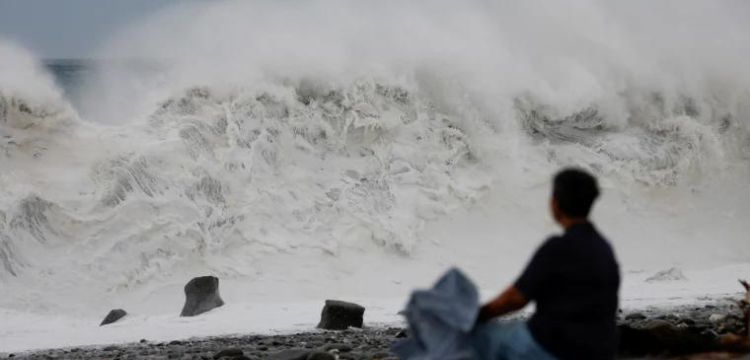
[317,300,365,330]
[180,276,225,317]
[100,309,127,326]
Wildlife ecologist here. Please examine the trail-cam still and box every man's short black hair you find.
[553,168,600,218]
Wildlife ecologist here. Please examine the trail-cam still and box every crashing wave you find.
[0,42,82,277]
[139,79,487,255]
[1,70,749,285]
[0,42,78,160]
[0,194,80,278]
[515,91,736,186]
[0,77,491,286]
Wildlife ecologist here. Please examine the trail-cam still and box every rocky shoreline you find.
[3,298,749,360]
[1,327,402,360]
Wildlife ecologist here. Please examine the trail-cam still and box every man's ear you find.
[550,196,561,222]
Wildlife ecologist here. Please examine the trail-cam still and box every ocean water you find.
[1,0,750,351]
[44,59,100,110]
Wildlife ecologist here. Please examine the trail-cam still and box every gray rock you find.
[317,300,365,330]
[323,343,353,352]
[214,347,244,359]
[306,351,335,360]
[680,318,696,326]
[366,351,395,359]
[100,309,127,326]
[709,313,726,323]
[180,276,225,317]
[268,348,311,360]
[625,312,647,321]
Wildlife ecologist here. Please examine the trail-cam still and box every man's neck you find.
[560,217,588,230]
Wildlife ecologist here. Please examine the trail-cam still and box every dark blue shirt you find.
[515,223,620,360]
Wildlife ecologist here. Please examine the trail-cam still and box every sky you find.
[0,0,187,59]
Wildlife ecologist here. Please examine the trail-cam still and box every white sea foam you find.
[0,0,749,351]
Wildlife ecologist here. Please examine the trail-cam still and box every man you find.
[473,168,621,360]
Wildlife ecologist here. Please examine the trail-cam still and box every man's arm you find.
[477,238,553,323]
[477,285,529,323]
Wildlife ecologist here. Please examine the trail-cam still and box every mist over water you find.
[1,0,749,316]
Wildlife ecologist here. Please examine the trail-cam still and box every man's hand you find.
[477,285,529,323]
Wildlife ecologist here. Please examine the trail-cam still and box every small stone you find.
[169,340,183,345]
[709,313,726,323]
[140,339,148,343]
[680,318,696,326]
[655,314,679,322]
[701,329,719,338]
[181,276,225,317]
[367,351,393,359]
[100,309,128,326]
[214,348,244,359]
[317,300,365,330]
[625,313,647,321]
[306,351,335,360]
[323,343,353,352]
[640,319,674,330]
[268,349,311,360]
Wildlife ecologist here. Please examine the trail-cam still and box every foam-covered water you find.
[1,0,749,323]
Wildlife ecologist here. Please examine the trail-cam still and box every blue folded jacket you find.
[392,268,480,360]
